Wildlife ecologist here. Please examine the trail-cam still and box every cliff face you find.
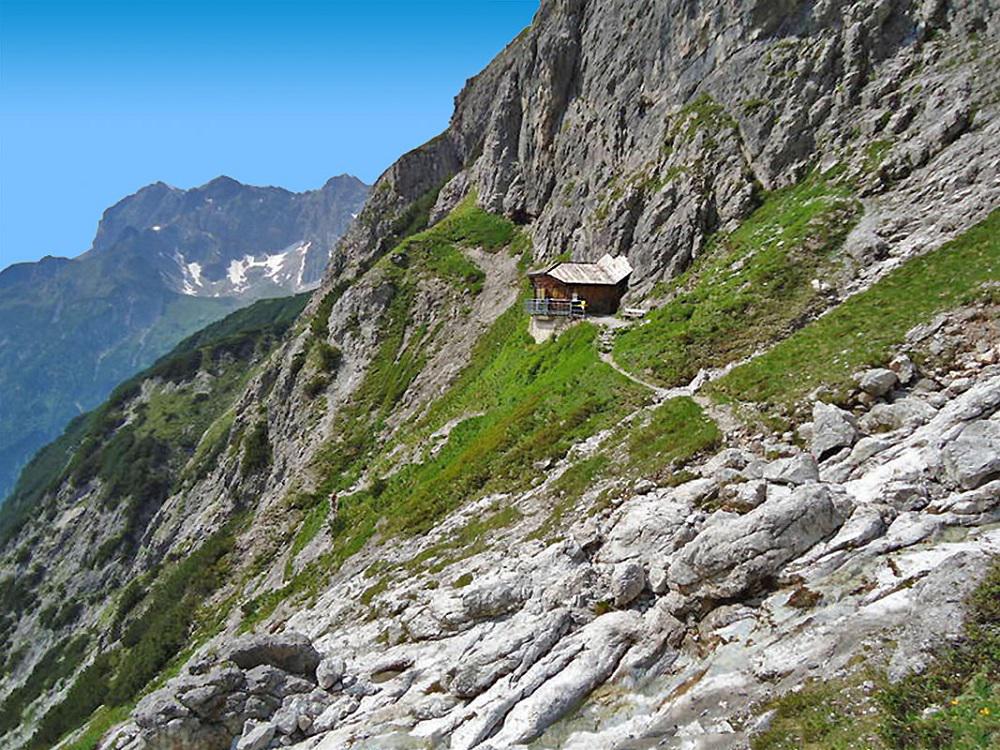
[1,2,999,749]
[332,0,997,292]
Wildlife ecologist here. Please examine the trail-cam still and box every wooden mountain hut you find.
[526,253,633,316]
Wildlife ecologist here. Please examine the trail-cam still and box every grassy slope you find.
[711,208,1000,408]
[613,173,859,387]
[244,308,649,626]
[242,202,649,626]
[529,396,721,542]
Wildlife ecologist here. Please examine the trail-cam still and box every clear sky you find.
[0,0,539,270]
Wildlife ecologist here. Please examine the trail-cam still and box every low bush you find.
[240,420,271,478]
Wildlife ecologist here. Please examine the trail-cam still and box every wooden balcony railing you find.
[524,298,586,317]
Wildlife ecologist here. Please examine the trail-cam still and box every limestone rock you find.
[859,398,938,433]
[667,484,852,601]
[316,656,346,690]
[236,720,276,750]
[610,562,646,607]
[888,552,992,681]
[244,664,315,698]
[943,419,1000,489]
[762,453,820,485]
[857,368,899,397]
[811,402,860,459]
[222,632,321,677]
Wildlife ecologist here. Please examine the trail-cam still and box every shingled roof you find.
[529,253,632,285]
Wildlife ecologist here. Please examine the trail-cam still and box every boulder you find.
[762,453,820,485]
[648,560,670,595]
[810,401,860,460]
[857,368,898,397]
[316,656,346,690]
[610,562,645,607]
[244,664,315,697]
[890,354,918,385]
[458,579,526,622]
[943,419,1000,489]
[719,479,768,512]
[236,720,276,750]
[810,402,860,459]
[272,695,312,735]
[133,692,188,729]
[859,398,937,433]
[667,484,852,601]
[222,632,321,677]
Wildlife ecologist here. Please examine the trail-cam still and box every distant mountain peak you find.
[0,170,368,504]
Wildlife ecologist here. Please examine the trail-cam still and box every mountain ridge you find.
[0,173,368,502]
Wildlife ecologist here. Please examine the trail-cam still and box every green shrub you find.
[310,288,341,340]
[387,180,448,245]
[240,420,271,478]
[304,375,330,399]
[112,578,148,632]
[315,341,342,371]
[38,599,83,630]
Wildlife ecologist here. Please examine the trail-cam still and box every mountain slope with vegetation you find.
[1,1,998,750]
[0,175,368,503]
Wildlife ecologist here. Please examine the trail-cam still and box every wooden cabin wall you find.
[529,274,626,314]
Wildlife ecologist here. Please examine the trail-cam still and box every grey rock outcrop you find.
[667,484,853,602]
[888,551,992,681]
[943,419,1000,489]
[762,453,821,485]
[857,368,899,397]
[610,561,646,606]
[315,656,345,691]
[235,721,275,750]
[811,402,861,459]
[222,632,321,676]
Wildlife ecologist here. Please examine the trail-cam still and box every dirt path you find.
[594,322,748,438]
[598,350,683,400]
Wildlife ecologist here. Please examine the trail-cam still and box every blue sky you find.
[0,0,538,269]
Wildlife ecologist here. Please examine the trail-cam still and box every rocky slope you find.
[0,175,368,502]
[1,1,999,749]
